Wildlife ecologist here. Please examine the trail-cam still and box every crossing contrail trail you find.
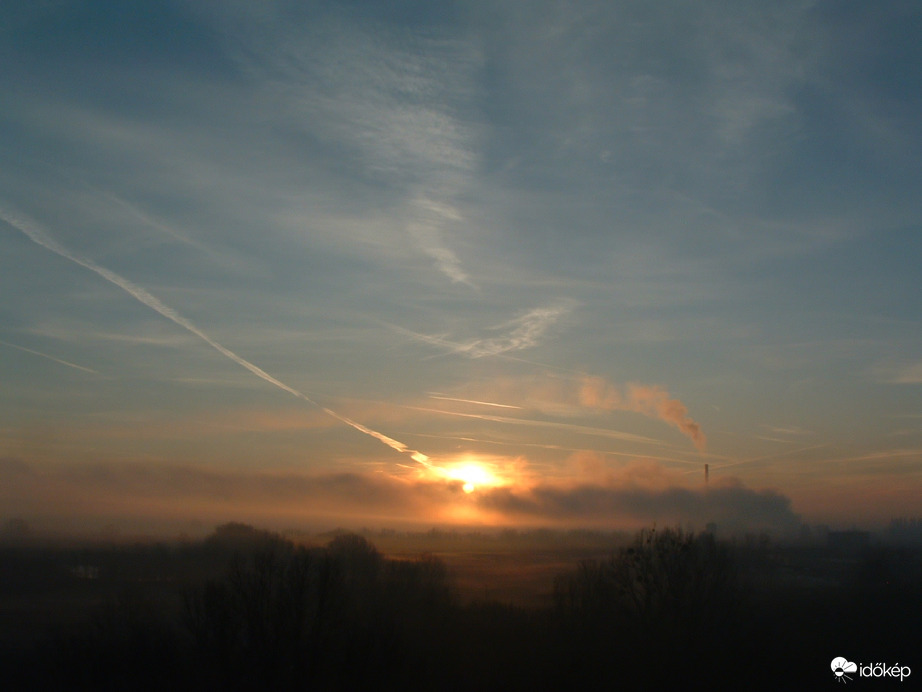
[428,394,522,409]
[1,207,431,465]
[0,338,99,374]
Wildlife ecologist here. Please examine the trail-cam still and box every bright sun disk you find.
[445,462,497,494]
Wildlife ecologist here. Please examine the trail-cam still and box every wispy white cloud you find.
[407,195,473,286]
[755,424,815,443]
[208,7,484,285]
[761,424,813,436]
[397,301,575,358]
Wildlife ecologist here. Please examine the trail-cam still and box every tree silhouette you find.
[182,530,456,690]
[552,527,739,687]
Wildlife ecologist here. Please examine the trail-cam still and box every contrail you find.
[413,431,706,466]
[320,408,431,466]
[403,404,668,446]
[1,207,430,465]
[707,442,829,471]
[0,338,99,374]
[428,394,522,409]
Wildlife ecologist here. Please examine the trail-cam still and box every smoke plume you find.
[580,377,707,450]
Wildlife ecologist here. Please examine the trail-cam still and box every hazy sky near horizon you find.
[1,0,920,532]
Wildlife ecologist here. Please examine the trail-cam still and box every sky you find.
[1,0,920,534]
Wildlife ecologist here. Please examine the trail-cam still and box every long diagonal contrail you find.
[1,208,430,465]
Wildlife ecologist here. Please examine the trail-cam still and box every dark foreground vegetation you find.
[1,523,919,690]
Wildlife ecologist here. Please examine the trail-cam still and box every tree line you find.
[3,522,919,690]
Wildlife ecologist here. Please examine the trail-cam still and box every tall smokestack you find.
[705,463,709,486]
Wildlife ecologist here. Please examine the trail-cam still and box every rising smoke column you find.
[1,207,431,465]
[580,376,707,450]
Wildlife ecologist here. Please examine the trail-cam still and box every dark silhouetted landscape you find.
[2,520,919,690]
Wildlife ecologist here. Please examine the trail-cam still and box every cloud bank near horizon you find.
[0,456,797,533]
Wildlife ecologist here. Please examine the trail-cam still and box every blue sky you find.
[1,0,920,533]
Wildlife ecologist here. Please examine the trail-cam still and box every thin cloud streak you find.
[710,443,831,471]
[102,191,205,253]
[813,448,922,465]
[408,196,474,286]
[404,405,668,447]
[428,394,523,409]
[0,207,430,465]
[0,338,99,374]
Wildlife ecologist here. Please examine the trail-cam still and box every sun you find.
[428,454,516,494]
[444,461,499,494]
